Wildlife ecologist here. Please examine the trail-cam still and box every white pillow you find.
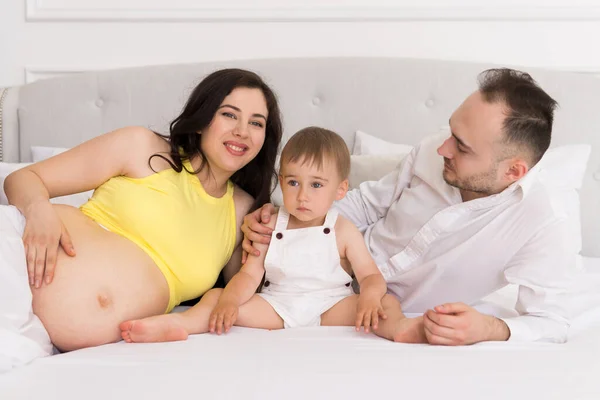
[0,163,33,205]
[31,146,69,163]
[352,130,414,156]
[348,154,406,189]
[537,144,590,190]
[3,147,93,208]
[536,144,591,256]
[270,154,407,206]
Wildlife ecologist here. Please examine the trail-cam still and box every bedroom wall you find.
[0,0,598,87]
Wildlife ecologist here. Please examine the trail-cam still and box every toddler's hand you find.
[356,295,387,334]
[209,300,239,335]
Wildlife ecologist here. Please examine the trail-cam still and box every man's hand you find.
[423,302,510,345]
[240,203,276,263]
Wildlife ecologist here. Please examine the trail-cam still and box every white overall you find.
[258,208,354,328]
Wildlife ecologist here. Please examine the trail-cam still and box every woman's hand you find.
[208,299,239,335]
[22,201,75,288]
[356,295,387,334]
[240,203,276,263]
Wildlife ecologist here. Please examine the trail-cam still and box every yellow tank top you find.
[80,159,237,313]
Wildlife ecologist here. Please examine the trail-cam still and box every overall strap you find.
[323,208,339,229]
[274,207,290,231]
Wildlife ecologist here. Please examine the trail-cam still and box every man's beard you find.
[442,161,498,195]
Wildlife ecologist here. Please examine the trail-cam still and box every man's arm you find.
[334,148,417,232]
[500,218,578,343]
[424,218,577,345]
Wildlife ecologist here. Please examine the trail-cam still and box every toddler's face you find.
[279,156,348,223]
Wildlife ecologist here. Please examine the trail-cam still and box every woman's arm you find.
[5,126,163,212]
[240,204,280,263]
[4,126,168,287]
[219,216,276,306]
[222,186,256,283]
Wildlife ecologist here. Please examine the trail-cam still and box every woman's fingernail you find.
[45,276,51,284]
[35,279,40,288]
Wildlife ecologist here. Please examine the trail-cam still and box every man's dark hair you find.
[478,68,558,166]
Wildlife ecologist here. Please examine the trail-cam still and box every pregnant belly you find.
[31,205,170,352]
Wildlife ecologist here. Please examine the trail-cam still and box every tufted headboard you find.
[1,57,599,255]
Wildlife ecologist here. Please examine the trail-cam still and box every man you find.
[242,68,577,345]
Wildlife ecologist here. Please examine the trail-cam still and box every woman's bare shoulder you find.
[232,185,255,219]
[123,127,170,154]
[232,184,253,205]
[119,127,173,173]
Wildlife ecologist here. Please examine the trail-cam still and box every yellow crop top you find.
[80,159,237,313]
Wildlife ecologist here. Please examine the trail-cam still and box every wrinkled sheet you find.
[1,257,599,400]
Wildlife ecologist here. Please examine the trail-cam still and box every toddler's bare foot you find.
[393,316,427,343]
[120,314,188,343]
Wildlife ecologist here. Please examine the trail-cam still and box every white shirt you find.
[335,134,577,343]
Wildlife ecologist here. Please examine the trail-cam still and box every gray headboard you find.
[1,57,599,256]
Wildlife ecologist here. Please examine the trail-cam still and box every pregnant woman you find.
[1,68,282,356]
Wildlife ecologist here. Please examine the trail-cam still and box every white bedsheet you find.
[1,258,599,400]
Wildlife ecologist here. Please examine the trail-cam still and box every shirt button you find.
[275,232,283,239]
[323,228,330,234]
[264,280,270,287]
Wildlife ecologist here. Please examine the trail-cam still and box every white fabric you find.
[1,257,598,398]
[0,163,33,206]
[0,206,53,372]
[347,154,406,189]
[258,208,353,328]
[1,259,599,400]
[30,146,69,163]
[537,144,591,255]
[0,161,92,208]
[336,134,589,343]
[352,130,414,156]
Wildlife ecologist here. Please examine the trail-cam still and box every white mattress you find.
[2,258,600,400]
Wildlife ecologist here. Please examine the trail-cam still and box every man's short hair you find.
[280,126,351,180]
[478,68,558,166]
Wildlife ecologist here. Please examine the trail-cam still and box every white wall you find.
[1,0,598,87]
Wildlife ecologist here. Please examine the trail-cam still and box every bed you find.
[1,58,599,399]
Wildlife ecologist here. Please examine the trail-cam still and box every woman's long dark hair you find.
[151,68,283,211]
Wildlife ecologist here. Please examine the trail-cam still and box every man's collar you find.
[506,162,541,200]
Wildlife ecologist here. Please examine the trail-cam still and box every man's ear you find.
[336,179,349,200]
[504,158,529,183]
